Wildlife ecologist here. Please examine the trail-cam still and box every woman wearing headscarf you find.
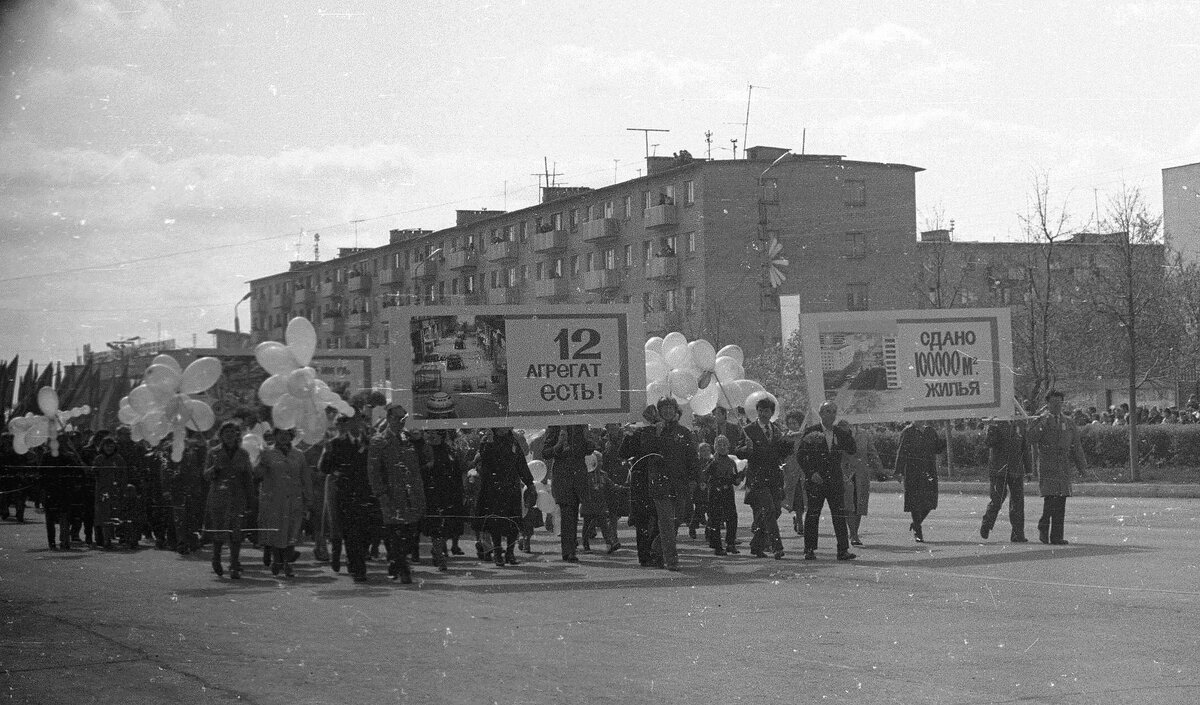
[92,432,127,550]
[204,421,254,578]
[255,427,311,577]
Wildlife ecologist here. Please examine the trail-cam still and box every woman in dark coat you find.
[203,421,254,578]
[417,430,464,571]
[93,434,128,549]
[894,422,946,542]
[476,428,535,567]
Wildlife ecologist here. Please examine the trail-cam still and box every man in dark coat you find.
[620,405,662,567]
[980,418,1032,542]
[542,424,594,562]
[796,401,857,560]
[642,397,697,571]
[320,411,374,582]
[366,403,426,583]
[737,397,793,559]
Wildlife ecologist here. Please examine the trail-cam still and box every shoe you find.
[410,554,421,565]
[270,562,282,576]
[725,545,740,555]
[450,545,465,556]
[850,538,863,547]
[283,563,295,578]
[912,524,924,542]
[581,543,592,553]
[1011,536,1029,543]
[1038,529,1049,544]
[475,542,486,561]
[773,550,786,560]
[494,551,506,567]
[980,524,991,539]
[399,564,413,584]
[714,546,727,556]
[607,542,622,554]
[229,568,241,580]
[804,551,816,560]
[288,548,300,563]
[666,564,681,572]
[688,528,697,539]
[331,554,341,573]
[751,550,767,558]
[387,561,400,578]
[505,549,519,566]
[562,555,579,563]
[1051,539,1070,545]
[262,549,272,567]
[352,574,368,583]
[836,551,857,561]
[211,558,224,577]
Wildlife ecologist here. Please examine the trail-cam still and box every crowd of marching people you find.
[0,388,1091,583]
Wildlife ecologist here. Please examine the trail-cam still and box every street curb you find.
[870,481,1200,499]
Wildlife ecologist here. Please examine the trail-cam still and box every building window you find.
[684,180,695,206]
[519,221,528,243]
[585,252,594,272]
[664,184,675,205]
[551,213,563,231]
[507,267,517,287]
[569,209,579,232]
[760,178,778,203]
[604,200,614,219]
[571,255,580,276]
[552,258,563,278]
[664,289,677,312]
[686,232,696,254]
[451,279,459,295]
[465,275,475,294]
[660,235,677,256]
[685,286,696,313]
[536,262,545,280]
[844,179,866,207]
[519,264,528,283]
[643,292,653,313]
[643,241,653,266]
[623,195,632,219]
[847,283,869,311]
[642,190,652,211]
[603,248,616,270]
[490,271,499,289]
[845,232,866,259]
[964,254,977,272]
[437,281,445,301]
[623,244,633,268]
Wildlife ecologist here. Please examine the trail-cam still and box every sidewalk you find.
[872,480,1200,498]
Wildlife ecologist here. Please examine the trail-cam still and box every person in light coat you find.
[255,427,311,577]
[1029,390,1087,545]
[838,421,880,547]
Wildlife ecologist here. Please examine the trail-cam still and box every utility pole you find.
[626,127,670,159]
[705,130,713,160]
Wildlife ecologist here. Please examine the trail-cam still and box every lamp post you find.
[234,291,252,334]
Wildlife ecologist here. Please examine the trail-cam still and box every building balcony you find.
[347,273,371,293]
[485,241,517,262]
[645,310,680,334]
[291,288,314,307]
[320,316,345,335]
[445,249,480,271]
[455,293,483,306]
[580,217,620,243]
[532,229,568,252]
[646,256,678,281]
[581,268,623,291]
[532,277,569,299]
[413,259,439,281]
[320,281,344,299]
[644,204,678,229]
[486,287,520,305]
[347,312,371,329]
[376,268,403,287]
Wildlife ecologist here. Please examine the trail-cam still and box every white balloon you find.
[259,374,290,407]
[143,363,181,391]
[180,357,222,395]
[286,317,318,366]
[151,354,182,374]
[716,345,744,366]
[171,434,187,463]
[664,343,694,371]
[644,350,668,385]
[667,367,700,401]
[690,380,719,416]
[714,356,745,384]
[184,399,216,431]
[12,435,28,455]
[128,384,159,415]
[688,340,717,371]
[118,404,140,425]
[644,337,664,357]
[646,380,670,407]
[273,395,302,429]
[662,332,688,357]
[36,387,59,416]
[255,341,299,376]
[286,367,317,398]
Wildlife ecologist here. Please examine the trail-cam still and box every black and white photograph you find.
[3,2,1200,704]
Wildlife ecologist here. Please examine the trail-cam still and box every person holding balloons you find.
[254,427,311,577]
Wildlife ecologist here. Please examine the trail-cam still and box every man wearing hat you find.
[1029,390,1087,545]
[367,402,426,583]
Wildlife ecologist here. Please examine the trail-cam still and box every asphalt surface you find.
[3,488,1200,705]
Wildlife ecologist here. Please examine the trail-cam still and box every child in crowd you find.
[689,443,712,539]
[704,435,744,555]
[581,451,620,553]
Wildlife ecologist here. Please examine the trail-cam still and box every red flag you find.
[0,355,16,421]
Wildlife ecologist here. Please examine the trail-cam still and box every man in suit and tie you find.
[739,397,794,559]
[796,401,857,560]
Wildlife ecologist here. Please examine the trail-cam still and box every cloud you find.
[801,23,929,70]
[546,45,726,91]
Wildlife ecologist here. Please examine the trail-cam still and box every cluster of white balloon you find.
[645,332,780,425]
[255,317,354,445]
[118,355,222,461]
[7,388,91,456]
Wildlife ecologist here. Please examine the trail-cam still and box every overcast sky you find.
[2,0,1198,365]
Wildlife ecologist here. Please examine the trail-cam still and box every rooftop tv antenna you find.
[351,219,365,249]
[730,138,738,160]
[743,84,767,157]
[626,127,670,159]
[705,130,713,159]
[313,232,320,261]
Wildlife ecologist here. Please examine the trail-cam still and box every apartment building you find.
[248,146,925,358]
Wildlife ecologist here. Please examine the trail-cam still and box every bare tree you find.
[1014,173,1075,407]
[1085,184,1173,481]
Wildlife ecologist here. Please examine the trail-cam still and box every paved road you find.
[3,492,1199,704]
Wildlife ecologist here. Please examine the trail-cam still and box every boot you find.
[505,544,519,565]
[330,541,342,573]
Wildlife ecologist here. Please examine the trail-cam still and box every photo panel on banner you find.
[387,304,645,430]
[800,308,1014,424]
